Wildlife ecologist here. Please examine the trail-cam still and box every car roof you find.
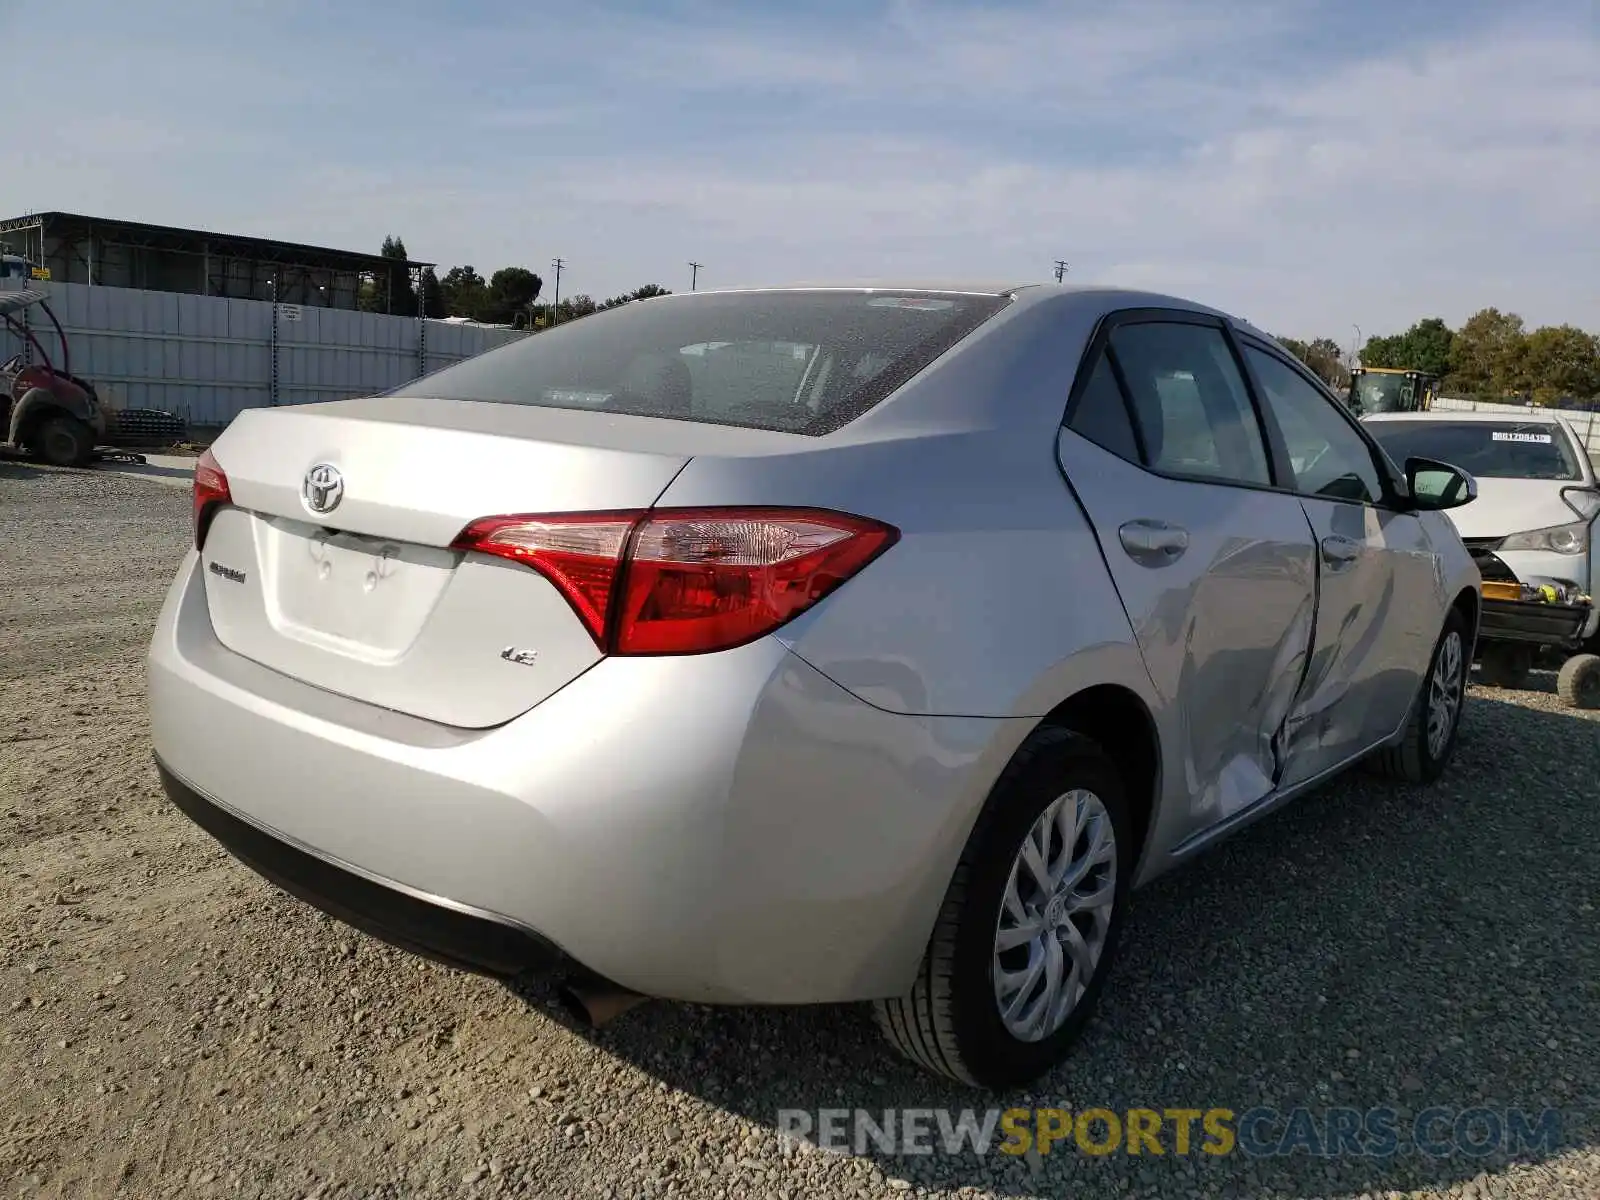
[688,280,1036,297]
[671,280,1240,315]
[1362,409,1570,425]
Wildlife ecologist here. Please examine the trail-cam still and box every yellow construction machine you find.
[1346,367,1440,415]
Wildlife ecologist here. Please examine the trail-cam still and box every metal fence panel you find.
[0,280,528,430]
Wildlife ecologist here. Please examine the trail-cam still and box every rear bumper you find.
[147,551,1026,1004]
[156,758,562,980]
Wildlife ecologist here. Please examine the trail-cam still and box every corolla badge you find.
[302,463,344,515]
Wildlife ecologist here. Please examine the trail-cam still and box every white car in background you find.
[1363,411,1600,651]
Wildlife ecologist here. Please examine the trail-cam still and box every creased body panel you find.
[1054,431,1317,839]
[1278,501,1447,787]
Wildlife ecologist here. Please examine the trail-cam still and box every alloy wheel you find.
[992,789,1117,1043]
[1426,630,1464,759]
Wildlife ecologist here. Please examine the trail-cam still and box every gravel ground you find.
[2,459,1597,1200]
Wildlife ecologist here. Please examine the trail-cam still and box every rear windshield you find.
[390,290,1012,435]
[1367,420,1583,481]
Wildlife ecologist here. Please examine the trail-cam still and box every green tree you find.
[601,283,672,310]
[439,265,489,319]
[1303,337,1350,388]
[1362,318,1454,377]
[1447,308,1527,399]
[1275,335,1310,360]
[1521,325,1600,403]
[359,235,418,315]
[1397,318,1454,378]
[556,294,598,322]
[419,267,447,319]
[483,267,544,325]
[1359,333,1407,369]
[1275,335,1349,388]
[380,235,418,317]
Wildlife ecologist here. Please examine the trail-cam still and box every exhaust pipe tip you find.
[556,975,650,1029]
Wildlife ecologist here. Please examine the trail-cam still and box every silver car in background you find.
[148,283,1482,1087]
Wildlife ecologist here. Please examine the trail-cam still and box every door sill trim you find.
[1167,743,1379,860]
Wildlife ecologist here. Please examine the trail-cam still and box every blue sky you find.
[4,0,1596,339]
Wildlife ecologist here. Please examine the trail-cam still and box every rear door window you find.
[1107,322,1273,486]
[1066,355,1141,461]
[390,291,1012,435]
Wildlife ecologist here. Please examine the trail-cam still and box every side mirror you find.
[1406,456,1477,511]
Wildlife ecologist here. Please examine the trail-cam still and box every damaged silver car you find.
[149,284,1482,1088]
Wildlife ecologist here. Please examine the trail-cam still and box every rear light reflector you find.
[192,448,232,550]
[449,513,636,642]
[451,507,898,655]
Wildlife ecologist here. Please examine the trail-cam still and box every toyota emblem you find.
[302,463,345,515]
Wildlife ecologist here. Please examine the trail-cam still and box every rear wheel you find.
[1369,607,1469,784]
[873,728,1131,1088]
[31,413,95,468]
[1556,654,1600,709]
[1477,642,1532,690]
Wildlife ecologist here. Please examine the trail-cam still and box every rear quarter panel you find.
[652,290,1162,723]
[655,288,1236,889]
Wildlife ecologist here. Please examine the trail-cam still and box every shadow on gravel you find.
[543,692,1600,1198]
[93,460,195,484]
[0,458,53,481]
[1472,663,1563,698]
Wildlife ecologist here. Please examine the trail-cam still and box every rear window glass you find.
[1366,420,1583,481]
[390,290,1012,435]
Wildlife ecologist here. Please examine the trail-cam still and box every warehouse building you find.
[0,211,431,313]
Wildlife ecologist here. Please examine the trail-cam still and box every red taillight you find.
[451,507,898,655]
[193,448,232,550]
[449,513,637,642]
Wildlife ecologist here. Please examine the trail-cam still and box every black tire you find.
[873,728,1133,1088]
[1477,642,1532,690]
[1369,607,1470,784]
[31,413,95,468]
[1556,654,1600,709]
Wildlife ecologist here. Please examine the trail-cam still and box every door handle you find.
[1321,535,1362,567]
[1118,519,1189,566]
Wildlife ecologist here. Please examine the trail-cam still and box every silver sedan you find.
[148,283,1482,1087]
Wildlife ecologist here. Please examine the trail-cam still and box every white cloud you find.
[526,13,1599,335]
[3,1,1594,336]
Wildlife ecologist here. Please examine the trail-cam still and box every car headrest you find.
[619,354,693,417]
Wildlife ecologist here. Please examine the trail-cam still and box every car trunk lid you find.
[198,399,694,728]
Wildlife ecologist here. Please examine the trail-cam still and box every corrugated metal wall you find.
[0,281,527,428]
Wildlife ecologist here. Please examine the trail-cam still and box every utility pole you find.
[688,261,702,292]
[1054,259,1069,283]
[550,257,565,326]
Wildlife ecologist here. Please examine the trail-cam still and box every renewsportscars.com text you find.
[776,1106,1562,1160]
